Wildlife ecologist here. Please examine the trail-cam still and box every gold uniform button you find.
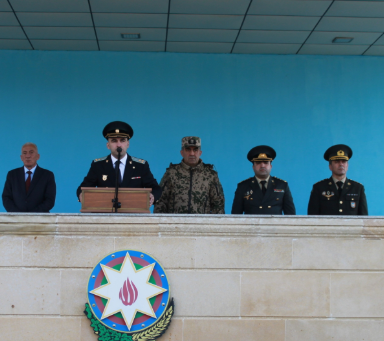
[250,198,253,200]
[268,206,271,208]
[259,206,263,209]
[352,198,354,201]
[339,209,343,212]
[340,201,343,204]
[276,198,279,201]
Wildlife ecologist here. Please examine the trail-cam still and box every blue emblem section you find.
[87,250,170,333]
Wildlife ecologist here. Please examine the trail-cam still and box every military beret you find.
[182,136,201,149]
[103,121,134,140]
[324,144,352,161]
[247,145,276,162]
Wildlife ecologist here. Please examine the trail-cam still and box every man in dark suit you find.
[308,144,368,215]
[77,121,161,205]
[2,143,56,212]
[231,145,296,215]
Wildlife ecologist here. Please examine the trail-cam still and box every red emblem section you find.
[119,277,138,306]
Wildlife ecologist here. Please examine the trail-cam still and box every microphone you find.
[116,147,122,161]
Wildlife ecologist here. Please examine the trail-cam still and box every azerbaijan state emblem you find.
[85,250,174,341]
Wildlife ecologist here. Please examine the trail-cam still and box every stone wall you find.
[1,214,384,341]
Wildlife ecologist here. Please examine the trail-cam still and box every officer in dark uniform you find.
[76,121,161,205]
[308,144,368,215]
[231,145,296,215]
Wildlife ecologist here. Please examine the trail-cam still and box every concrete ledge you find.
[1,214,384,341]
[0,213,383,237]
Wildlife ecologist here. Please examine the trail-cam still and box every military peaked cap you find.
[247,145,276,162]
[103,121,134,140]
[324,144,352,161]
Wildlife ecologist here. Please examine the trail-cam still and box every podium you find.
[80,187,151,213]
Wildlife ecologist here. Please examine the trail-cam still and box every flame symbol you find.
[119,277,138,306]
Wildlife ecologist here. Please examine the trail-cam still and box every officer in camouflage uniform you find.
[154,136,225,214]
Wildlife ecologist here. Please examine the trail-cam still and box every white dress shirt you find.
[111,154,127,180]
[24,165,37,181]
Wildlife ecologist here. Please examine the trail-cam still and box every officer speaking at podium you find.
[76,121,161,206]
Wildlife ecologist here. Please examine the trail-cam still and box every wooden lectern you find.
[80,187,152,213]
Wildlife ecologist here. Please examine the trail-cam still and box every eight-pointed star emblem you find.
[90,252,167,330]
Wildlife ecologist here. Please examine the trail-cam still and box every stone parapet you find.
[1,214,384,341]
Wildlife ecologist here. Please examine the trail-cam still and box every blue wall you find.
[0,50,383,215]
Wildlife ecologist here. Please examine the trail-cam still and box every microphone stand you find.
[112,147,122,213]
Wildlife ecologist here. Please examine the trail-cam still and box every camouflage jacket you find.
[154,160,225,214]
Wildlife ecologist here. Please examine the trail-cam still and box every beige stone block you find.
[331,273,384,317]
[0,316,80,341]
[286,319,384,341]
[183,318,285,341]
[80,316,98,341]
[0,269,60,314]
[23,236,114,267]
[195,237,292,269]
[159,317,183,341]
[61,269,90,315]
[115,237,196,268]
[241,272,330,316]
[293,238,384,270]
[0,236,23,266]
[0,214,57,235]
[168,270,240,316]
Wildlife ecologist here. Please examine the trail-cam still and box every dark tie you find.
[26,171,32,193]
[337,181,343,196]
[260,180,267,196]
[115,161,122,184]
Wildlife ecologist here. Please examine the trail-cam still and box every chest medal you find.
[322,191,334,200]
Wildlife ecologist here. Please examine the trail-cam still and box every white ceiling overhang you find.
[0,0,383,55]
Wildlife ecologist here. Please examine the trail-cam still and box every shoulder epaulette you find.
[314,178,328,185]
[131,156,147,164]
[349,179,363,185]
[94,156,108,162]
[272,176,286,183]
[167,163,178,169]
[239,177,253,184]
[203,163,214,170]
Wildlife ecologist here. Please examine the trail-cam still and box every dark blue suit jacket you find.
[2,165,56,212]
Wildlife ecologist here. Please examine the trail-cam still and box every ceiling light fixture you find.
[121,33,141,40]
[332,37,353,44]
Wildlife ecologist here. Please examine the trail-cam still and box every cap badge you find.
[258,153,267,158]
[115,129,119,133]
[337,150,345,156]
[188,139,196,145]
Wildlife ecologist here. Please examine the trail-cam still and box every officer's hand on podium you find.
[149,193,154,206]
[78,194,82,203]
